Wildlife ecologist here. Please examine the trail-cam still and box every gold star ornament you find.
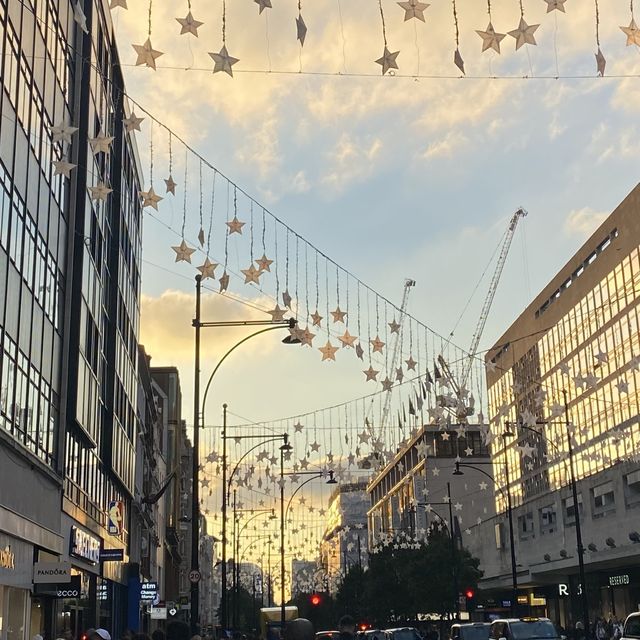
[132,38,163,70]
[508,18,539,50]
[476,22,506,53]
[164,175,177,195]
[141,186,163,210]
[544,0,567,11]
[172,240,196,263]
[209,45,239,77]
[197,258,218,279]
[370,336,385,353]
[311,310,323,327]
[375,47,400,75]
[241,264,262,284]
[363,366,379,382]
[123,112,144,132]
[339,330,357,348]
[331,307,347,323]
[256,254,273,272]
[397,1,429,21]
[176,11,203,36]
[226,216,245,234]
[319,341,339,362]
[620,19,640,46]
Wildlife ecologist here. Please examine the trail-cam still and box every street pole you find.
[502,432,518,618]
[268,541,272,607]
[563,389,590,635]
[447,482,460,622]
[232,489,237,628]
[221,404,228,629]
[280,444,286,629]
[191,275,202,636]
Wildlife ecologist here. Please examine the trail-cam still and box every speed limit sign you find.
[189,570,201,583]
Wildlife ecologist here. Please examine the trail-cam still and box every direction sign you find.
[169,607,178,617]
[189,570,201,583]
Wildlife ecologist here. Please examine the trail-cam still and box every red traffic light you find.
[465,589,475,599]
[310,593,321,606]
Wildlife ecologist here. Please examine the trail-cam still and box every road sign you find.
[169,607,178,617]
[150,606,167,620]
[189,570,201,583]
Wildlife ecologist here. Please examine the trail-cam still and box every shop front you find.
[0,532,33,640]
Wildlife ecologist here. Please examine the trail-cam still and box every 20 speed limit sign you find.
[189,570,201,583]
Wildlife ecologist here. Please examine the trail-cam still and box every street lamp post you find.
[279,439,291,629]
[192,271,298,634]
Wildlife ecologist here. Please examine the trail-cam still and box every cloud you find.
[564,207,608,237]
[422,130,468,159]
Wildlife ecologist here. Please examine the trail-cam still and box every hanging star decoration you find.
[370,335,385,353]
[397,1,429,21]
[544,0,567,11]
[256,254,273,272]
[375,47,400,75]
[140,186,163,210]
[176,11,203,36]
[282,290,293,309]
[172,240,196,263]
[89,182,112,202]
[595,48,606,76]
[267,305,286,322]
[209,45,239,76]
[53,161,76,177]
[226,216,245,234]
[123,112,144,132]
[255,0,272,13]
[388,319,401,334]
[364,366,379,382]
[89,132,114,155]
[454,48,465,74]
[219,272,230,292]
[110,0,127,7]
[197,258,218,279]
[355,343,364,360]
[73,0,89,33]
[311,310,323,327]
[331,307,347,323]
[508,18,539,50]
[405,355,417,370]
[296,8,307,46]
[476,22,506,53]
[51,122,78,143]
[621,18,640,46]
[241,264,262,284]
[339,330,357,348]
[164,175,177,195]
[132,39,163,70]
[319,341,338,361]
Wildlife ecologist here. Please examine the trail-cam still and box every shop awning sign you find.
[609,574,630,586]
[70,526,100,565]
[33,562,71,584]
[140,581,159,602]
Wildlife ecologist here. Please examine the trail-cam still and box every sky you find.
[108,0,640,555]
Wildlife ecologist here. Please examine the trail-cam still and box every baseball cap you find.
[95,630,111,640]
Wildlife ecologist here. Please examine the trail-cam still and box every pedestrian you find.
[167,623,190,640]
[575,621,585,640]
[338,616,357,640]
[284,619,314,640]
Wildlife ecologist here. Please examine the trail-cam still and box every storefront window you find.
[6,587,26,640]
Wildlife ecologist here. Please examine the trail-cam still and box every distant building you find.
[291,559,321,596]
[474,184,640,624]
[320,481,369,592]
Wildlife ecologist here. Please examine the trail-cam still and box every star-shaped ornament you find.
[339,330,357,348]
[255,0,272,13]
[198,258,218,280]
[405,355,417,370]
[74,0,88,33]
[616,380,629,394]
[388,319,401,334]
[176,11,203,36]
[595,48,606,76]
[396,367,404,382]
[89,182,112,201]
[141,186,163,210]
[226,216,245,234]
[319,340,338,362]
[381,377,393,392]
[544,0,567,11]
[51,122,78,143]
[132,38,163,70]
[296,13,307,46]
[241,264,262,285]
[89,132,114,155]
[219,271,230,292]
[454,48,465,74]
[508,18,539,50]
[267,305,286,322]
[282,290,292,309]
[209,45,239,77]
[370,335,385,353]
[299,327,315,347]
[397,1,430,21]
[110,0,127,8]
[476,22,506,53]
[355,343,364,360]
[164,175,177,195]
[53,160,76,177]
[620,19,640,46]
[198,228,205,246]
[331,307,347,323]
[123,112,144,132]
[364,366,379,382]
[256,254,273,272]
[172,240,196,263]
[311,310,323,327]
[375,46,400,75]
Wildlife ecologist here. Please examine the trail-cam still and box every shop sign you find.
[609,575,630,587]
[150,605,167,620]
[558,583,583,596]
[33,562,72,583]
[517,595,528,605]
[0,546,15,570]
[97,582,109,601]
[140,582,159,602]
[70,526,100,565]
[107,501,124,536]
[54,575,82,599]
[99,548,124,562]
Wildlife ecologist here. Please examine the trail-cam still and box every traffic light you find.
[310,593,322,606]
[464,588,476,612]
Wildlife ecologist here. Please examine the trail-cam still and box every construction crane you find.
[460,207,528,387]
[376,278,416,444]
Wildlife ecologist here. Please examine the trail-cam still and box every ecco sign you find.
[34,562,72,584]
[70,527,100,565]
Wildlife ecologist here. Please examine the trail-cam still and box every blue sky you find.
[112,0,640,450]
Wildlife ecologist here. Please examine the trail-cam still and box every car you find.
[363,631,387,640]
[623,613,640,640]
[490,618,560,640]
[385,628,422,640]
[451,623,491,640]
[316,631,341,640]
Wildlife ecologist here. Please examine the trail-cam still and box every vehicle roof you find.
[453,623,490,627]
[316,633,340,635]
[386,629,418,632]
[491,619,551,624]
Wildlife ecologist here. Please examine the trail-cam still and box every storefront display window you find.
[5,587,27,640]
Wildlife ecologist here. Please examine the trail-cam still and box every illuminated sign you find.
[609,575,630,587]
[0,546,15,570]
[140,582,159,602]
[107,501,124,536]
[70,527,100,564]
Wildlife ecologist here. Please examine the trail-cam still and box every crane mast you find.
[460,207,527,386]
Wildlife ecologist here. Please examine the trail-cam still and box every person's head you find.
[576,623,584,631]
[339,616,356,636]
[167,622,190,640]
[88,630,111,640]
[284,619,314,640]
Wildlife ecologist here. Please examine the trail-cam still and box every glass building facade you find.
[487,186,640,513]
[0,0,143,636]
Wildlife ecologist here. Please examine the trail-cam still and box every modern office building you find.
[475,183,640,624]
